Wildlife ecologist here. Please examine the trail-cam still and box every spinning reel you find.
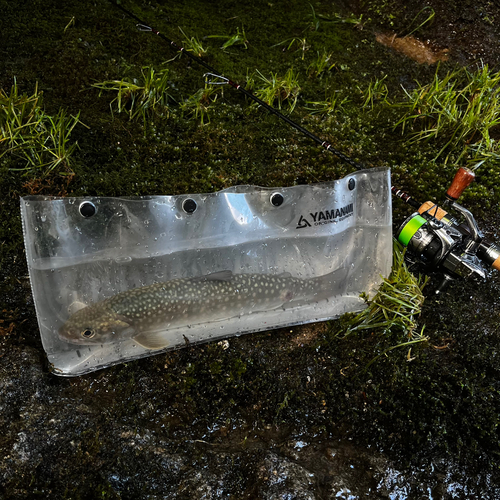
[394,167,500,293]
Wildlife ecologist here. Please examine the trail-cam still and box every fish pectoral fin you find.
[133,331,169,350]
[67,300,89,315]
[193,270,234,282]
[110,315,136,334]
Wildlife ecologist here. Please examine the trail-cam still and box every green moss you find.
[2,0,500,496]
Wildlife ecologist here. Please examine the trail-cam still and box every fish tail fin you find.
[310,266,350,299]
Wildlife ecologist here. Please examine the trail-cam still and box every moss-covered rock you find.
[1,0,500,497]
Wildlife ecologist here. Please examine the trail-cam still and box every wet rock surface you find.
[2,313,500,499]
[2,0,500,498]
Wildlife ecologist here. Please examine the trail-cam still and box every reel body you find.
[397,201,500,292]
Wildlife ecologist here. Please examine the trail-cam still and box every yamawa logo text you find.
[296,203,354,229]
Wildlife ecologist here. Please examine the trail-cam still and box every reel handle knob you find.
[493,257,500,271]
[446,167,475,200]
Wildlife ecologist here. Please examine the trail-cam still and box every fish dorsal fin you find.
[193,270,234,282]
[133,331,169,350]
[278,272,292,278]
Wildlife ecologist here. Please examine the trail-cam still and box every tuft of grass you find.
[180,84,220,124]
[92,66,173,128]
[393,65,500,165]
[305,91,350,115]
[307,3,365,31]
[308,50,336,77]
[179,27,208,57]
[39,109,81,173]
[361,75,390,109]
[272,38,310,60]
[308,3,322,32]
[208,27,248,50]
[337,241,429,365]
[0,79,81,175]
[249,68,301,112]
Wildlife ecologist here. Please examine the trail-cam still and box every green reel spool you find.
[397,214,426,247]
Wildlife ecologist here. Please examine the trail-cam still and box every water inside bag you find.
[21,167,392,376]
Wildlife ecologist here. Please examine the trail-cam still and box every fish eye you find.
[81,328,96,339]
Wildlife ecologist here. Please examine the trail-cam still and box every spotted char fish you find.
[58,269,346,350]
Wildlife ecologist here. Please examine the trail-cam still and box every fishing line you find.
[108,0,364,171]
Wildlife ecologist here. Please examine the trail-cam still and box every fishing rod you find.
[109,0,363,172]
[109,1,500,291]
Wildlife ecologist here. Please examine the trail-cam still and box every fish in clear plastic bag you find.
[59,269,347,350]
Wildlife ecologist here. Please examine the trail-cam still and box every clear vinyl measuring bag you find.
[21,167,392,376]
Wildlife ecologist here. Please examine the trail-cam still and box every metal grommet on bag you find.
[270,192,284,207]
[79,201,97,218]
[182,198,197,214]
